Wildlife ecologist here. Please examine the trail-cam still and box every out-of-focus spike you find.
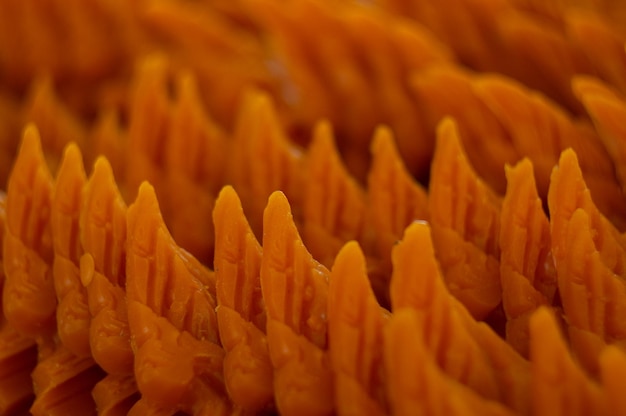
[529,307,606,416]
[367,126,429,270]
[567,13,626,95]
[89,109,126,184]
[328,241,389,415]
[126,300,230,415]
[574,76,626,197]
[428,118,502,319]
[29,344,104,416]
[261,191,333,416]
[126,181,218,341]
[213,186,273,412]
[80,157,132,375]
[475,76,626,228]
[125,55,171,198]
[228,89,304,237]
[3,125,56,338]
[411,66,518,194]
[302,121,368,268]
[500,158,557,357]
[52,144,91,357]
[600,346,626,415]
[23,77,87,172]
[383,309,515,416]
[92,374,139,416]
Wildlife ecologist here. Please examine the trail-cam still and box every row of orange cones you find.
[1,110,626,414]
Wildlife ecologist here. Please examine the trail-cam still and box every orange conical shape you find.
[3,125,56,338]
[52,144,91,357]
[567,13,626,95]
[127,300,230,415]
[302,121,368,268]
[23,76,87,171]
[126,183,228,412]
[411,66,518,193]
[80,157,132,375]
[126,181,218,342]
[600,346,626,415]
[228,89,304,237]
[574,76,626,196]
[89,109,126,184]
[390,221,504,405]
[213,185,273,412]
[29,344,104,416]
[548,148,626,277]
[92,374,139,416]
[367,126,429,268]
[383,309,514,416]
[328,241,389,416]
[474,75,626,228]
[125,54,171,198]
[261,191,333,416]
[500,158,556,357]
[529,307,606,416]
[160,72,228,264]
[548,149,626,372]
[428,118,502,319]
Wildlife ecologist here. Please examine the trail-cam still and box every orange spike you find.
[411,67,518,193]
[126,300,229,414]
[91,374,139,416]
[529,307,606,416]
[574,76,626,197]
[80,157,132,375]
[428,118,502,319]
[3,125,56,338]
[52,144,91,357]
[125,55,171,198]
[557,207,626,373]
[228,89,304,237]
[23,77,87,172]
[89,109,126,184]
[367,126,429,267]
[548,149,626,278]
[328,241,389,415]
[600,346,626,416]
[261,191,333,416]
[475,76,626,228]
[500,158,556,357]
[302,121,368,268]
[390,221,502,404]
[126,181,218,342]
[213,186,273,411]
[29,345,104,416]
[383,309,515,416]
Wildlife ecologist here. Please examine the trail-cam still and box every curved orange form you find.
[500,158,556,357]
[52,144,90,357]
[261,191,333,416]
[529,307,606,416]
[303,121,368,269]
[213,185,273,412]
[3,125,56,338]
[80,157,132,375]
[328,241,389,416]
[384,308,515,416]
[428,118,502,319]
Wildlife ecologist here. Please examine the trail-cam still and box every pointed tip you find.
[370,125,395,156]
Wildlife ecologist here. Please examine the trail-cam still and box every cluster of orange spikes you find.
[1,0,626,415]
